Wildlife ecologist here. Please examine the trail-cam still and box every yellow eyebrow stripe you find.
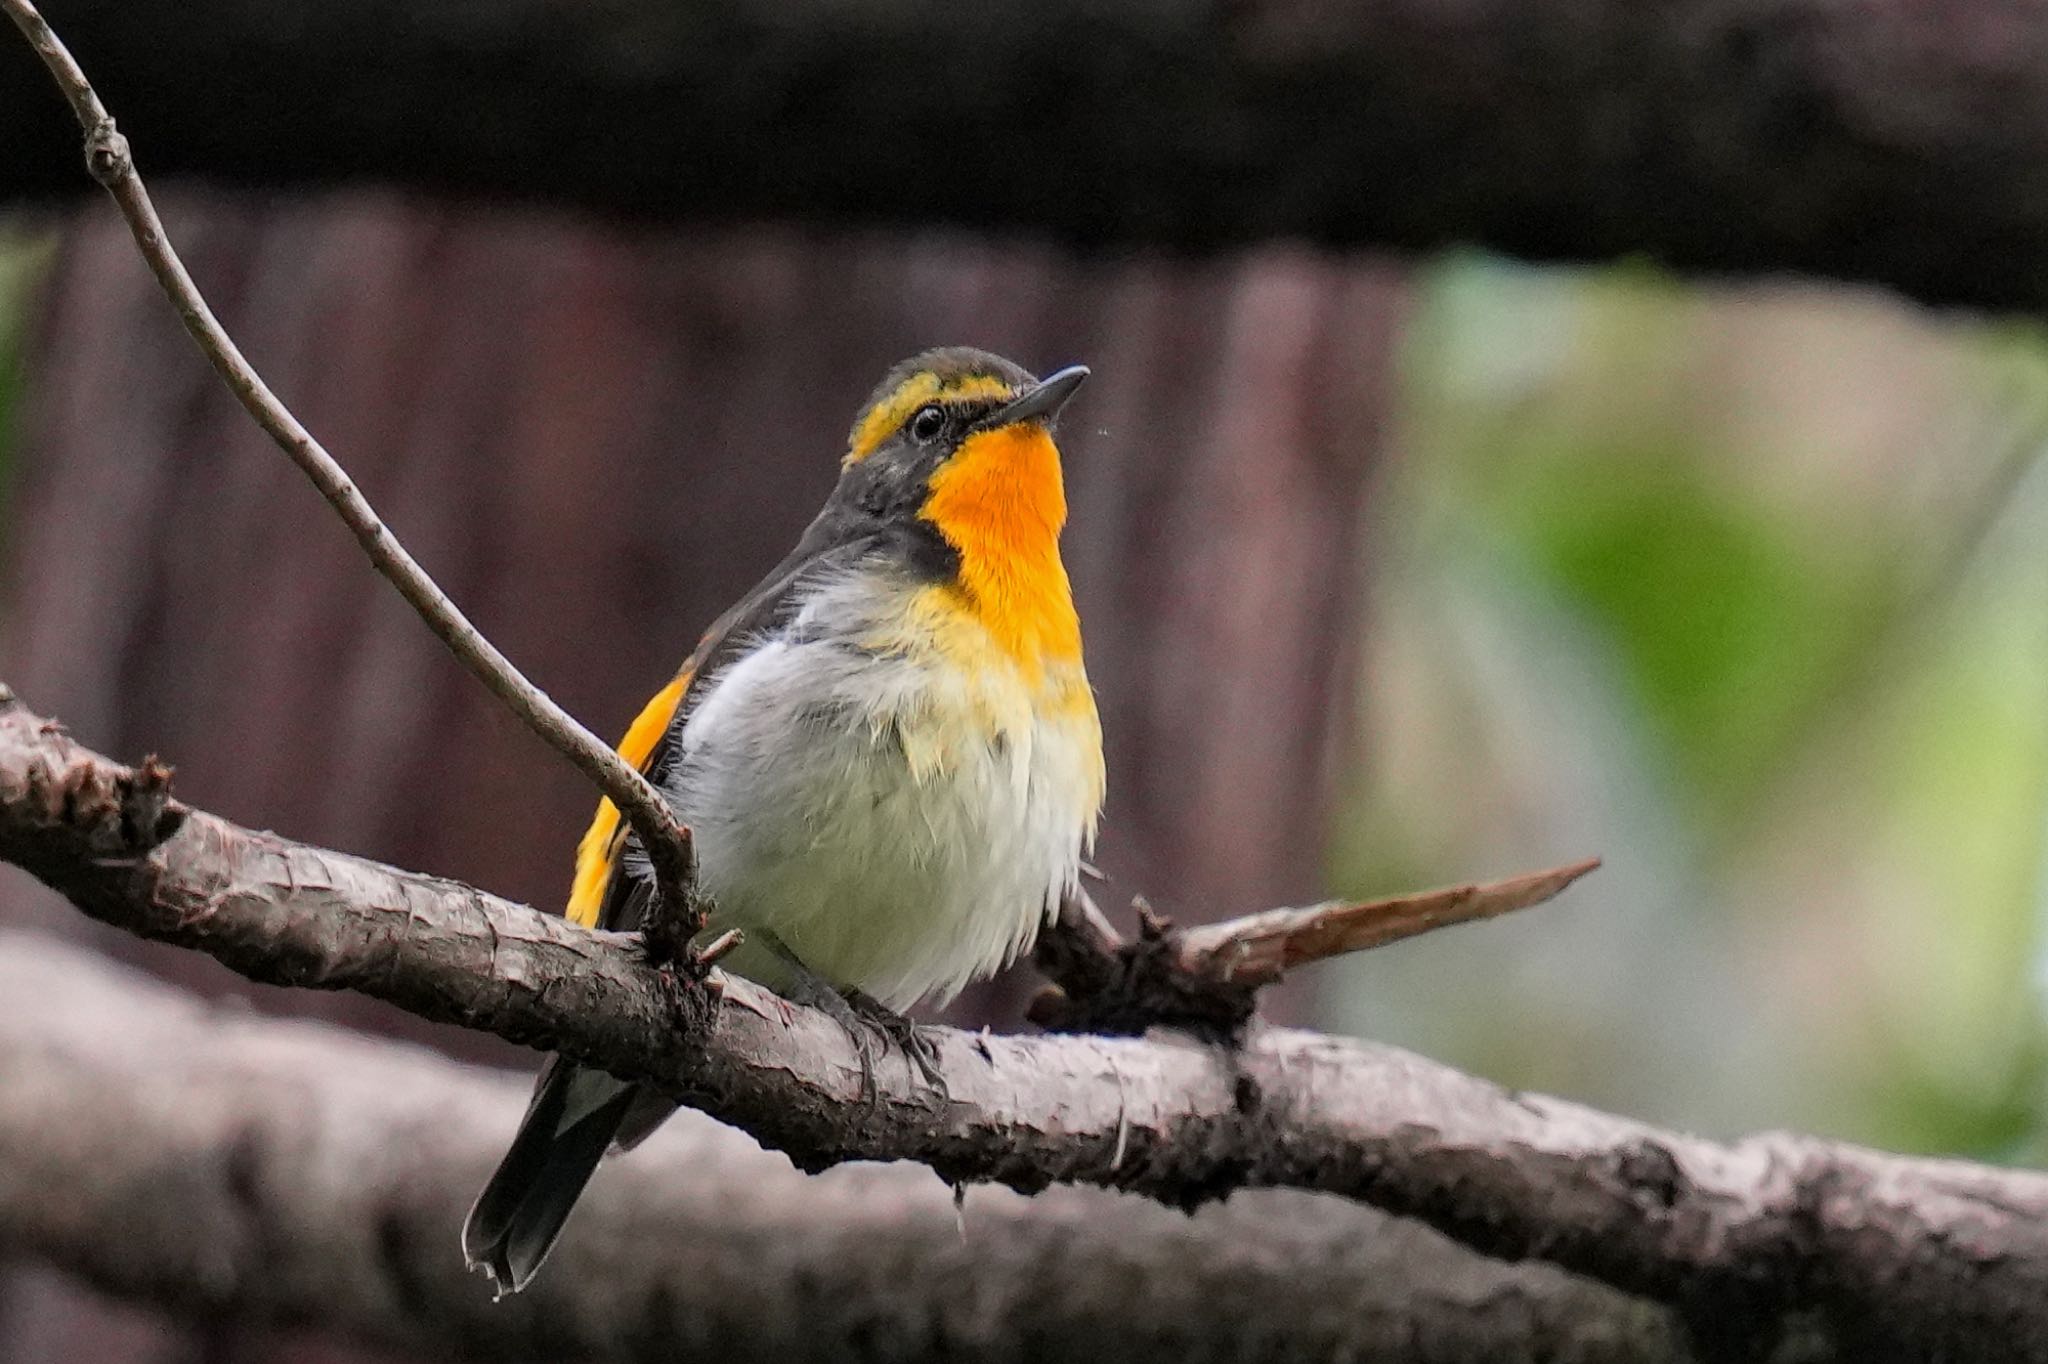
[845,372,1016,464]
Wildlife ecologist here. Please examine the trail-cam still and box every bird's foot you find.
[758,931,946,1108]
[785,969,883,1104]
[844,986,947,1097]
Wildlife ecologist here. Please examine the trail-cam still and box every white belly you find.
[665,621,1100,1011]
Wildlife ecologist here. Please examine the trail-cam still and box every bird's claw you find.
[846,987,947,1098]
[757,931,947,1107]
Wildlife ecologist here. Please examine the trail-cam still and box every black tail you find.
[463,1058,639,1294]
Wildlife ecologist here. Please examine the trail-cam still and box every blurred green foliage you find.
[1482,428,1897,818]
[1331,254,2048,1162]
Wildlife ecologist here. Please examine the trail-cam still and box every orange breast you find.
[919,424,1083,679]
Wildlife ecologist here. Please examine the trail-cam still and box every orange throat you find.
[919,424,1083,675]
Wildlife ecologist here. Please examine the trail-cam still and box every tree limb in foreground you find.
[0,929,1712,1364]
[1,691,2045,1362]
[5,0,2048,313]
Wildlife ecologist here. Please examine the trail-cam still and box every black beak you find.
[985,365,1090,430]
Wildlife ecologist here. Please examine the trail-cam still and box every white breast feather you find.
[665,570,1100,1011]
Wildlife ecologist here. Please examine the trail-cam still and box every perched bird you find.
[463,347,1105,1293]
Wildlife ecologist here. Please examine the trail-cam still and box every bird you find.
[463,346,1105,1294]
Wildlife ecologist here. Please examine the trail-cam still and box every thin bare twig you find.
[1179,857,1602,986]
[0,0,702,945]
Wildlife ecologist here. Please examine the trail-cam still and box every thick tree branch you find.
[1,0,704,951]
[2,690,2046,1360]
[0,930,1714,1364]
[6,0,2048,312]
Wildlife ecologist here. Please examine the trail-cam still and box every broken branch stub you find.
[1031,861,1600,1034]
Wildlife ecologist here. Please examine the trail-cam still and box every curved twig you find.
[0,0,701,943]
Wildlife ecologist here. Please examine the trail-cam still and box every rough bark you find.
[0,928,1719,1364]
[6,0,2048,311]
[1,690,2045,1363]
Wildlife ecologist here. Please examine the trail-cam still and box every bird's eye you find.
[908,405,947,443]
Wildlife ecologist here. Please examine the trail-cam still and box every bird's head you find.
[840,346,1087,543]
[834,347,1091,666]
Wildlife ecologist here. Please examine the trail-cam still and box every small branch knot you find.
[1031,894,1260,1039]
[84,118,129,184]
[124,756,183,847]
[632,863,712,979]
[623,810,706,973]
[14,739,185,862]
